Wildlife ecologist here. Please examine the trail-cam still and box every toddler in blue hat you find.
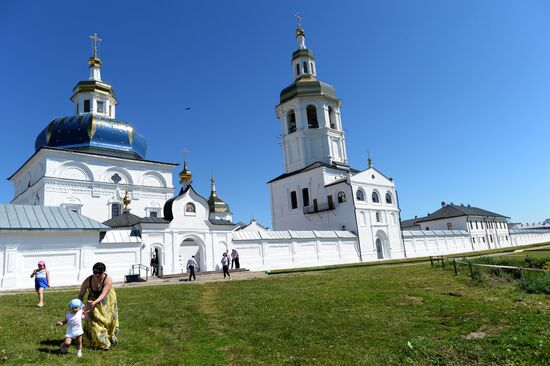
[56,298,86,357]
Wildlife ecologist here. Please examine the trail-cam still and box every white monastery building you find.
[269,24,403,261]
[1,27,549,290]
[9,38,176,223]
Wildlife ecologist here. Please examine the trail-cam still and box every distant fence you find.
[430,256,550,280]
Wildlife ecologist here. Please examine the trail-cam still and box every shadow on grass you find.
[39,339,61,346]
[37,339,62,354]
[36,347,62,354]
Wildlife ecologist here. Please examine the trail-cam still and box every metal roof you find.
[0,204,107,231]
[415,204,508,223]
[100,230,142,244]
[402,230,469,237]
[232,230,358,241]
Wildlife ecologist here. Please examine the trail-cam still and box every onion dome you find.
[179,160,192,184]
[207,176,230,213]
[35,114,147,159]
[34,34,147,160]
[122,190,131,211]
[279,20,337,104]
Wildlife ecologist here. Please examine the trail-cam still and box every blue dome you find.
[35,114,147,159]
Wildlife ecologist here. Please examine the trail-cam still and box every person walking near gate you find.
[231,249,240,269]
[221,252,231,279]
[150,255,159,276]
[186,256,198,281]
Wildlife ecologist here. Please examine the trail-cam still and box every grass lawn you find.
[500,249,550,260]
[0,263,548,365]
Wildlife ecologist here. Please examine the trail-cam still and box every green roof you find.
[292,49,315,61]
[280,77,337,104]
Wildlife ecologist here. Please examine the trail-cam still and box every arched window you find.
[296,63,300,76]
[337,191,346,203]
[372,191,380,203]
[376,238,383,259]
[385,192,392,204]
[328,107,336,129]
[356,189,365,201]
[306,105,318,128]
[303,61,308,73]
[185,203,196,213]
[310,62,315,74]
[287,110,296,134]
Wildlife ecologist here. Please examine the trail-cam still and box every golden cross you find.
[182,147,189,163]
[295,13,302,28]
[90,33,102,57]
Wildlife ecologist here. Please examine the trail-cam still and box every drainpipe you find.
[467,215,475,251]
[483,217,490,249]
[345,175,363,262]
[494,218,501,248]
[395,188,407,258]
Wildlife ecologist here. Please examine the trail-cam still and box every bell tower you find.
[275,18,348,174]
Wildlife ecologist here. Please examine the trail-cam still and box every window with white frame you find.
[111,203,122,218]
[372,191,380,203]
[356,189,365,201]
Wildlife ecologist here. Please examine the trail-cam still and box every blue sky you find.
[1,1,549,226]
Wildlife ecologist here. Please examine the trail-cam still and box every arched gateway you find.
[179,237,206,272]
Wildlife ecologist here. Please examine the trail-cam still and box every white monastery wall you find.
[510,230,550,246]
[231,230,360,270]
[0,231,140,290]
[402,230,473,257]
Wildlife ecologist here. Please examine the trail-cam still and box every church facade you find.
[9,41,176,223]
[269,25,404,261]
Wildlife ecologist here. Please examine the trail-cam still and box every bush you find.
[518,272,550,294]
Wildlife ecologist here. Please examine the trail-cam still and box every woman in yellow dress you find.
[78,262,119,350]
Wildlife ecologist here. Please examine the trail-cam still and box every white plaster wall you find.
[402,231,473,258]
[270,166,354,231]
[231,237,361,271]
[419,216,468,231]
[276,96,347,173]
[351,167,404,260]
[0,231,140,291]
[510,230,550,246]
[10,149,175,223]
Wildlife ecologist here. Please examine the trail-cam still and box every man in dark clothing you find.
[186,256,198,281]
[231,249,240,269]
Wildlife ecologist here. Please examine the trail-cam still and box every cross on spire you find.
[295,12,302,29]
[367,150,373,168]
[90,33,102,58]
[182,147,189,163]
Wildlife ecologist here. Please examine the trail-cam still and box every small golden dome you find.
[179,160,192,183]
[88,55,102,68]
[123,190,131,210]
